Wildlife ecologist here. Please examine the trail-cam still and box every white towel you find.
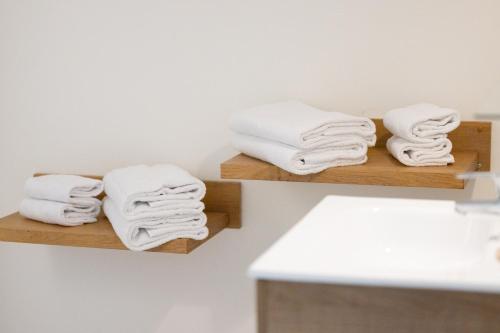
[232,133,368,175]
[25,175,103,206]
[121,200,205,221]
[383,103,460,143]
[103,198,208,251]
[103,164,206,218]
[20,198,100,226]
[386,136,455,166]
[230,101,376,148]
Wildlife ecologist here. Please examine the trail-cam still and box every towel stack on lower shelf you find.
[103,164,208,251]
[230,101,376,175]
[19,175,103,226]
[383,103,461,166]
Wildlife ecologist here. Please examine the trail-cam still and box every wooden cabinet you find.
[257,280,500,333]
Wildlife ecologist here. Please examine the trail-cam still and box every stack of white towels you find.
[102,164,209,251]
[230,101,377,175]
[384,103,461,166]
[19,175,103,226]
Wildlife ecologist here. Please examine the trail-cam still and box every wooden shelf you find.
[0,212,228,254]
[221,149,478,189]
[0,179,241,254]
[221,120,491,189]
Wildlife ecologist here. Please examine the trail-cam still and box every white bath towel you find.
[103,164,206,218]
[386,136,455,166]
[230,101,376,148]
[25,175,103,206]
[232,133,368,175]
[20,198,100,226]
[103,198,208,251]
[121,199,205,221]
[383,103,460,143]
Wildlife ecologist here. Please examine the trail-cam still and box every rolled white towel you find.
[25,175,103,206]
[230,101,376,148]
[103,198,208,251]
[20,198,100,226]
[386,136,455,166]
[232,133,368,175]
[103,164,206,218]
[383,103,460,143]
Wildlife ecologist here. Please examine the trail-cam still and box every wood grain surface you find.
[222,148,478,189]
[0,212,228,254]
[258,280,500,333]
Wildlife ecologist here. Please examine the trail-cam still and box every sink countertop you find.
[249,195,500,294]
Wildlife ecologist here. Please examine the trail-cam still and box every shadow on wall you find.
[13,243,254,333]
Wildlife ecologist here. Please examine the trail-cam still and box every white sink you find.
[326,197,494,270]
[250,196,500,293]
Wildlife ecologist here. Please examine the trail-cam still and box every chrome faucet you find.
[455,172,500,215]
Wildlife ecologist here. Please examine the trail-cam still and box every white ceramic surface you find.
[249,195,500,293]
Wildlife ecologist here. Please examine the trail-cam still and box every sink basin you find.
[324,197,494,270]
[250,195,500,293]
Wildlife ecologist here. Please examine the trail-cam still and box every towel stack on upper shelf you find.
[19,175,103,226]
[230,101,377,175]
[103,164,208,251]
[383,103,461,166]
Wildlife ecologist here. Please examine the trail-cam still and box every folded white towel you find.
[103,198,208,251]
[20,198,100,226]
[103,164,206,218]
[383,103,460,143]
[122,199,205,221]
[232,133,368,175]
[25,175,103,206]
[386,136,455,166]
[230,101,376,148]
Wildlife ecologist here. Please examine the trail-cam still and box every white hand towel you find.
[232,133,368,175]
[103,164,206,217]
[19,198,100,226]
[230,101,376,148]
[383,103,460,143]
[123,199,205,221]
[103,198,208,251]
[25,175,103,206]
[386,136,455,166]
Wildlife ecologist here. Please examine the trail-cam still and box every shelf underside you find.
[0,212,228,254]
[221,148,479,189]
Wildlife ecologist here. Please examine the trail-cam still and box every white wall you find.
[1,0,499,332]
